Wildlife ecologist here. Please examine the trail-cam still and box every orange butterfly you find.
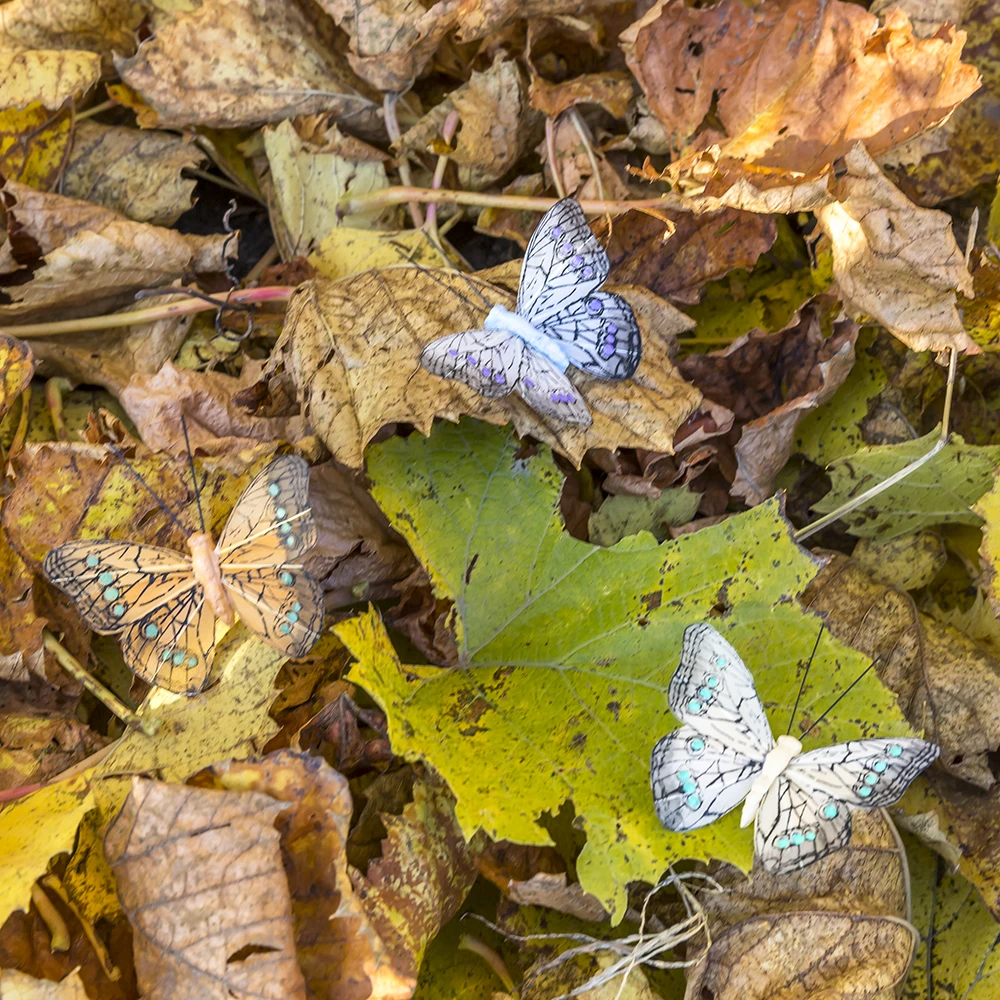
[43,454,324,694]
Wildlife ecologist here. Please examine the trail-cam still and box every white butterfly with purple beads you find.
[420,198,641,427]
[650,624,939,875]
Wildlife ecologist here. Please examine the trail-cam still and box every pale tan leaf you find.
[0,968,88,999]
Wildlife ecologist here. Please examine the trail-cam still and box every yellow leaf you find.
[309,227,458,281]
[0,103,71,188]
[0,50,100,110]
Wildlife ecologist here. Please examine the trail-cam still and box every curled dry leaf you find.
[0,523,45,683]
[319,0,462,93]
[105,777,308,1000]
[802,552,1000,789]
[452,0,621,42]
[540,113,629,203]
[0,182,233,323]
[262,269,701,469]
[621,0,981,185]
[61,123,206,227]
[677,302,858,503]
[0,969,88,1000]
[691,814,916,999]
[0,334,34,423]
[529,72,634,120]
[399,55,539,192]
[115,0,380,131]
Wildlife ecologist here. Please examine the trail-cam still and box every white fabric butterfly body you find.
[44,455,324,695]
[421,198,641,427]
[650,623,939,874]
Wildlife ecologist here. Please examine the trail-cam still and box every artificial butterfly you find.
[420,198,641,427]
[44,453,324,695]
[650,623,939,874]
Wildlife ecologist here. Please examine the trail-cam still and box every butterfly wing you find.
[669,624,775,758]
[539,291,641,380]
[515,347,593,426]
[218,455,317,567]
[223,568,324,658]
[518,199,608,326]
[651,725,763,831]
[420,330,524,398]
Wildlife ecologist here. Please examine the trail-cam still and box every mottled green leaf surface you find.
[341,420,917,918]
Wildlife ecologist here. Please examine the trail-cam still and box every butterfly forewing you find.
[121,587,216,693]
[668,624,774,758]
[218,455,317,567]
[651,726,763,832]
[542,290,641,380]
[420,330,523,398]
[517,348,593,426]
[518,199,607,325]
[43,540,195,632]
[224,567,324,658]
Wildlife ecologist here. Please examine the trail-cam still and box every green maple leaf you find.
[339,420,916,918]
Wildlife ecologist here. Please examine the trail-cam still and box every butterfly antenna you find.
[106,443,187,535]
[800,658,881,739]
[180,414,206,533]
[786,623,825,735]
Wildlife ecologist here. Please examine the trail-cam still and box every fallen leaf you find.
[0,335,34,424]
[0,0,141,65]
[61,123,206,226]
[0,969,88,999]
[529,72,634,120]
[309,227,457,282]
[598,208,777,306]
[506,873,607,922]
[0,52,100,112]
[336,419,915,918]
[399,55,539,192]
[539,113,629,203]
[261,118,389,257]
[264,268,701,469]
[853,532,948,591]
[319,0,462,93]
[815,144,977,355]
[114,0,381,131]
[474,174,546,248]
[106,776,308,1000]
[0,181,234,323]
[677,303,858,503]
[0,104,72,189]
[588,486,700,546]
[803,552,1000,788]
[621,0,981,185]
[812,429,1000,539]
[452,0,621,42]
[0,709,107,792]
[0,520,45,683]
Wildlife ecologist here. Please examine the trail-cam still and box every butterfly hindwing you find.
[516,347,593,426]
[43,540,195,632]
[651,725,763,832]
[120,587,217,693]
[669,623,775,758]
[420,330,523,398]
[541,290,641,380]
[223,566,324,658]
[218,454,317,568]
[518,199,608,326]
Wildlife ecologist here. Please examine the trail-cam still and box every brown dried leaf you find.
[318,0,462,92]
[0,969,88,1000]
[0,182,233,322]
[0,521,45,683]
[0,0,141,63]
[114,0,381,131]
[540,113,629,203]
[105,777,308,1000]
[677,303,857,503]
[597,208,777,305]
[529,72,634,119]
[399,55,539,191]
[61,123,205,226]
[452,0,621,42]
[802,553,1000,789]
[265,269,701,469]
[0,709,107,791]
[622,0,981,185]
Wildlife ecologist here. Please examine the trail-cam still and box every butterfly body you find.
[650,623,939,874]
[44,454,324,695]
[421,198,642,427]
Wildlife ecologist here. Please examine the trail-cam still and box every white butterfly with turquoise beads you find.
[420,198,641,427]
[44,455,324,696]
[650,623,939,874]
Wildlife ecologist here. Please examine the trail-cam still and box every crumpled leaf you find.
[529,72,634,120]
[539,113,629,203]
[813,429,1000,540]
[261,118,389,257]
[336,419,915,918]
[0,969,88,999]
[115,0,381,131]
[0,104,72,189]
[319,0,461,93]
[0,520,45,683]
[0,182,234,323]
[0,708,107,792]
[61,123,206,226]
[678,303,858,503]
[691,813,915,999]
[588,487,700,546]
[106,776,308,1000]
[853,532,948,591]
[263,267,701,469]
[399,55,538,192]
[0,335,34,424]
[804,552,1000,789]
[621,0,981,185]
[903,836,1000,997]
[599,208,776,305]
[452,0,620,42]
